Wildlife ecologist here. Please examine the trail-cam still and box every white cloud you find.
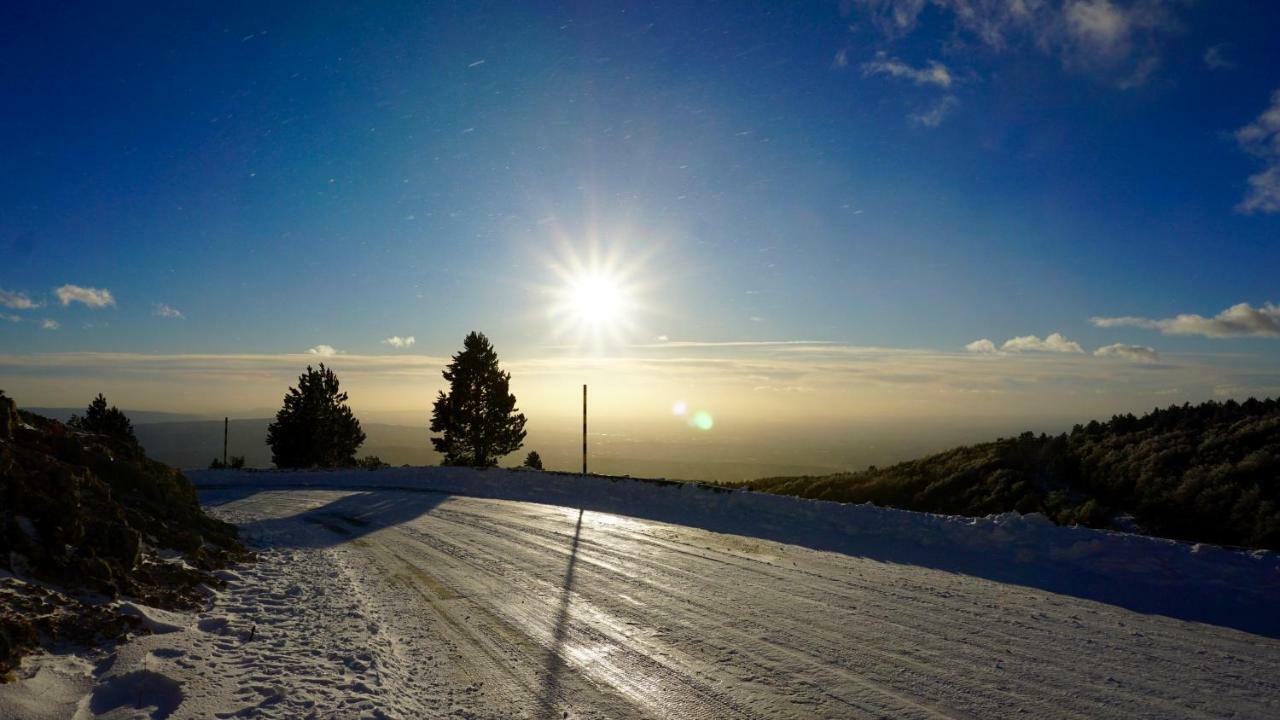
[911,95,959,127]
[1094,343,1160,362]
[965,338,999,354]
[1238,166,1280,215]
[1203,44,1235,71]
[861,52,953,87]
[1001,332,1084,354]
[41,319,60,330]
[55,284,115,308]
[381,336,416,348]
[153,303,184,319]
[306,345,339,357]
[1236,89,1280,214]
[0,289,39,310]
[1092,302,1280,338]
[1064,0,1130,57]
[850,0,1179,87]
[0,313,20,323]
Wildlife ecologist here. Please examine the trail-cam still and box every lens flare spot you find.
[690,411,714,431]
[672,400,687,416]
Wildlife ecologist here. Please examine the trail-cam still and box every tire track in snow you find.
[197,489,1280,720]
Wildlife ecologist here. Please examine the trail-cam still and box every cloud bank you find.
[1092,302,1280,338]
[382,336,416,348]
[3,343,1275,426]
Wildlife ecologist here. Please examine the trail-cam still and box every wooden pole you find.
[582,384,587,475]
[223,417,228,466]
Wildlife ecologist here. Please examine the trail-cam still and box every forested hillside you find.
[741,398,1280,550]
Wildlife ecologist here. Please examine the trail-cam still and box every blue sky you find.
[2,1,1279,422]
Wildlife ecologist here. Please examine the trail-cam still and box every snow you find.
[190,466,1280,637]
[3,467,1279,718]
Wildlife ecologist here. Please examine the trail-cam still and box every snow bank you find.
[191,466,1280,637]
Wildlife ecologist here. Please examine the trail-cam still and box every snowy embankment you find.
[190,466,1280,638]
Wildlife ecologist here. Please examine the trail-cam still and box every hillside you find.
[0,395,246,679]
[741,398,1280,550]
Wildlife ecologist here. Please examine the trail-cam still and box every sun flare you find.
[541,239,653,348]
[567,273,625,327]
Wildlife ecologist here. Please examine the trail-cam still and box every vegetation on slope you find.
[0,392,246,679]
[740,398,1280,550]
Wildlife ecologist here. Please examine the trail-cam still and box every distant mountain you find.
[133,420,440,470]
[740,398,1280,550]
[129,418,844,482]
[25,407,217,425]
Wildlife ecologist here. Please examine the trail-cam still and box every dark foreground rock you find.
[0,393,248,679]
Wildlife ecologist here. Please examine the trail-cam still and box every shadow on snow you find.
[199,482,1280,638]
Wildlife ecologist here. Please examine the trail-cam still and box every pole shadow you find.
[536,508,584,718]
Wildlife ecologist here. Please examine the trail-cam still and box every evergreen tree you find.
[430,332,527,466]
[69,393,138,447]
[523,451,543,470]
[266,364,366,468]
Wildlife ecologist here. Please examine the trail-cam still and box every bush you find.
[355,455,388,469]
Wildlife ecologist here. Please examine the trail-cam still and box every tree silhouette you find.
[523,451,543,470]
[267,364,366,468]
[69,393,138,447]
[430,332,527,466]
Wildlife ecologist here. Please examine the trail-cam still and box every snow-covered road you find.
[159,487,1276,719]
[5,479,1278,719]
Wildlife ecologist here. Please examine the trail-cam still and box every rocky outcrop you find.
[0,397,247,679]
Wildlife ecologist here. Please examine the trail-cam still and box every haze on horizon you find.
[3,2,1280,477]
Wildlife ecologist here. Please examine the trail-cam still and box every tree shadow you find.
[231,490,451,549]
[536,508,583,718]
[197,486,267,507]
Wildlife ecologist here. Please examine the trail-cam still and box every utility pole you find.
[223,417,228,467]
[582,384,587,475]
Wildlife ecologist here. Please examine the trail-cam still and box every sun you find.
[567,273,625,327]
[553,268,635,344]
[531,219,668,348]
[541,243,649,347]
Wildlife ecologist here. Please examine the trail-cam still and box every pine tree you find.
[267,364,366,468]
[430,332,527,467]
[523,451,543,470]
[69,393,138,447]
